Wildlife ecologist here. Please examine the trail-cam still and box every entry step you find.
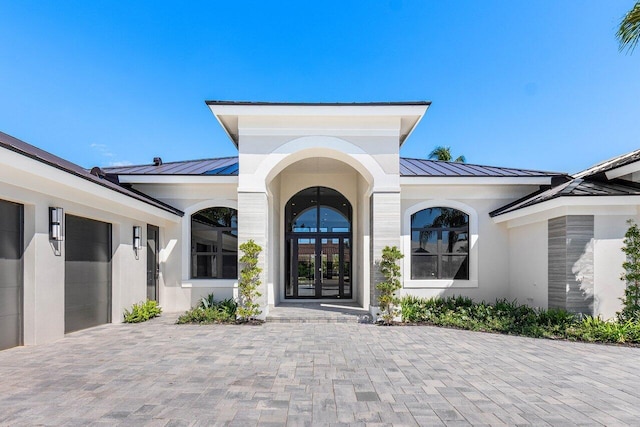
[266,303,372,324]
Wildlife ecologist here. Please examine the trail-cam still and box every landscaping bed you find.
[399,295,640,345]
[176,294,263,325]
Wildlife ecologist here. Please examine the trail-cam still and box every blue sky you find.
[1,1,638,174]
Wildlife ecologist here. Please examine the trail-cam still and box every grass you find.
[400,295,640,344]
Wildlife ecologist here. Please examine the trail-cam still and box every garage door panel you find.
[66,242,111,262]
[0,231,21,259]
[64,215,111,334]
[0,314,21,351]
[0,286,21,316]
[0,211,20,231]
[0,199,22,350]
[65,279,110,308]
[65,307,107,333]
[0,259,21,285]
[64,262,111,284]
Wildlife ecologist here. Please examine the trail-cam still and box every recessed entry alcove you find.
[284,186,352,299]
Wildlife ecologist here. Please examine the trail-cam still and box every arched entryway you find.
[285,187,352,299]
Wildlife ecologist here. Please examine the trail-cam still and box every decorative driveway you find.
[1,314,639,426]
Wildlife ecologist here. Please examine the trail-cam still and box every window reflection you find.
[286,187,351,233]
[191,207,238,279]
[410,207,469,280]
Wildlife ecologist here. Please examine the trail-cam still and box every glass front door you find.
[285,187,353,299]
[287,236,351,299]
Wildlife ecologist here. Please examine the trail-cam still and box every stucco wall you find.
[508,221,548,308]
[594,214,637,320]
[400,184,540,303]
[132,182,239,311]
[0,178,174,345]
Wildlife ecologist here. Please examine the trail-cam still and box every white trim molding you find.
[181,279,237,289]
[402,199,479,289]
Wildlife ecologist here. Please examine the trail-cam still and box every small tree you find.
[376,246,404,325]
[619,220,640,322]
[237,240,263,322]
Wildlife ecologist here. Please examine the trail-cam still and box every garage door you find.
[65,215,112,333]
[0,200,23,350]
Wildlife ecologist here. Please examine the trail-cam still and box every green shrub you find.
[123,300,162,323]
[237,240,263,322]
[199,293,217,309]
[177,293,238,324]
[567,316,640,343]
[397,295,640,343]
[376,246,404,325]
[619,220,640,323]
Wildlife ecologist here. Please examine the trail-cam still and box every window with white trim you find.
[191,207,238,279]
[410,207,469,280]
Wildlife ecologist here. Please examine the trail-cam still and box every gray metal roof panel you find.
[490,179,640,217]
[106,157,563,178]
[574,149,640,179]
[104,157,239,175]
[399,158,564,177]
[0,131,183,216]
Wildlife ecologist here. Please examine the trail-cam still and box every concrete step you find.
[265,303,373,324]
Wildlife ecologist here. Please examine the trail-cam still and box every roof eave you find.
[206,101,431,147]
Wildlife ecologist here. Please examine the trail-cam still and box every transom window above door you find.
[410,207,469,280]
[286,187,351,233]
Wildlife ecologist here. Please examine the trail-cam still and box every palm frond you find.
[428,146,452,161]
[617,1,640,53]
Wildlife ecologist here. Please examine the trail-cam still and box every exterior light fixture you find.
[133,226,142,251]
[49,207,64,241]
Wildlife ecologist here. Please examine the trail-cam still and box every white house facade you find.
[1,101,639,350]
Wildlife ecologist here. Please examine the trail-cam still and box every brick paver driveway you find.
[1,314,639,426]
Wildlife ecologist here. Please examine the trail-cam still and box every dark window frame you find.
[410,207,469,280]
[191,207,238,279]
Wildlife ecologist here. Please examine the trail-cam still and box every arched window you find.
[411,207,469,280]
[191,207,237,279]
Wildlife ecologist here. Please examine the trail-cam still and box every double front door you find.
[287,235,351,299]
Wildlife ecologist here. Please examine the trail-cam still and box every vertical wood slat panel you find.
[548,216,567,310]
[547,215,594,315]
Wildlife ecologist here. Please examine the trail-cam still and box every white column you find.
[237,191,270,318]
[369,191,401,315]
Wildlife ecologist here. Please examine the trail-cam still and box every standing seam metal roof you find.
[489,178,640,217]
[104,156,564,178]
[104,157,239,175]
[574,149,640,179]
[400,158,564,177]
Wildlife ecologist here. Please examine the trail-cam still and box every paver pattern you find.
[1,313,639,426]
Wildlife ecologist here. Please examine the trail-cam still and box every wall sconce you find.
[49,207,64,241]
[133,226,142,251]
